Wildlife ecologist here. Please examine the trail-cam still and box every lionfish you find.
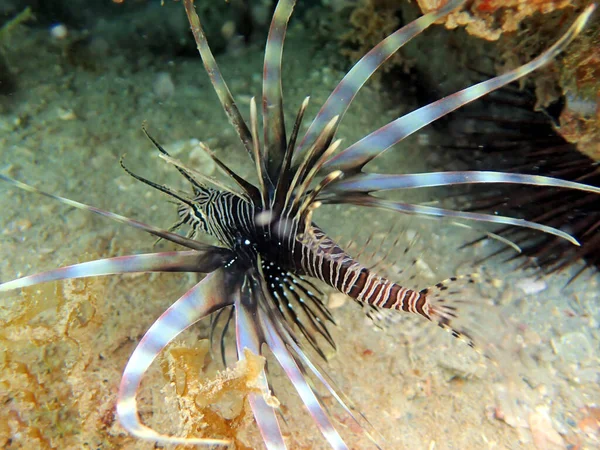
[1,0,598,448]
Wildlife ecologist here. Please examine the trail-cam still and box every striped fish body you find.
[296,228,431,319]
[186,190,430,322]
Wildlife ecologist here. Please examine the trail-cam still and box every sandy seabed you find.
[0,12,599,450]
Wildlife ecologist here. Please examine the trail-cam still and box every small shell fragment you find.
[50,23,68,40]
[529,408,565,450]
[328,292,347,309]
[57,108,76,121]
[516,277,547,295]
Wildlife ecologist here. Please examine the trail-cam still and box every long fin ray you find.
[142,124,205,193]
[0,174,209,250]
[270,286,330,359]
[324,170,600,195]
[183,0,253,157]
[250,97,270,207]
[325,195,581,246]
[295,0,466,156]
[274,97,310,211]
[197,141,262,202]
[252,263,349,448]
[263,0,295,183]
[236,277,287,449]
[158,152,247,199]
[119,156,196,205]
[284,116,339,211]
[0,250,230,292]
[281,319,383,448]
[117,270,232,446]
[324,5,596,172]
[260,306,349,450]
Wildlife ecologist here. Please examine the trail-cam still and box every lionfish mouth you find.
[0,0,598,449]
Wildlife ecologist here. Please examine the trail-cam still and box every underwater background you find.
[1,0,599,448]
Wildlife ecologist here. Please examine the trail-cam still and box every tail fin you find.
[420,273,519,369]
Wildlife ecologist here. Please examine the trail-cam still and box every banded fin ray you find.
[259,258,336,359]
[259,300,348,449]
[0,250,231,292]
[256,261,378,448]
[324,194,582,246]
[273,96,310,211]
[183,0,253,157]
[209,305,236,367]
[295,0,466,156]
[117,269,233,446]
[323,4,596,172]
[142,124,207,195]
[198,141,262,202]
[269,281,335,359]
[324,171,600,195]
[235,281,287,449]
[0,174,210,251]
[281,325,383,449]
[262,0,295,183]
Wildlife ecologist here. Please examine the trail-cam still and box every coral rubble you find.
[558,21,600,161]
[418,0,577,41]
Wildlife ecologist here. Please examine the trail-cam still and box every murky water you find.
[1,3,598,449]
